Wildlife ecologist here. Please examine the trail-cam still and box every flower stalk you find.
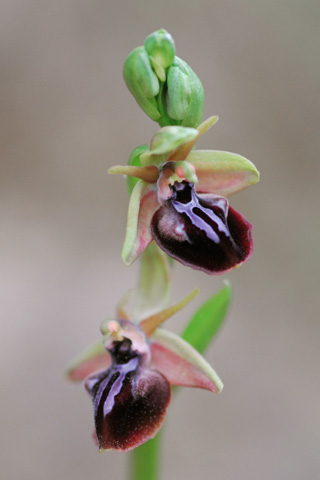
[131,433,162,480]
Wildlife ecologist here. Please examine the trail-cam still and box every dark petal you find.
[151,181,253,274]
[85,360,171,452]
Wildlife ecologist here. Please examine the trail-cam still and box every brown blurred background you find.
[1,1,320,479]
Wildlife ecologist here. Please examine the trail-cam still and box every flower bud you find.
[144,29,176,81]
[123,47,161,121]
[166,57,204,128]
[166,62,191,120]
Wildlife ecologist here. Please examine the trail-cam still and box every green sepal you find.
[151,328,223,393]
[132,243,171,322]
[140,288,199,336]
[181,282,231,354]
[127,145,149,195]
[123,47,161,121]
[140,126,198,166]
[187,150,260,196]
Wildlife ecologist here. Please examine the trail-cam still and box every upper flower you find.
[66,289,223,452]
[109,117,259,274]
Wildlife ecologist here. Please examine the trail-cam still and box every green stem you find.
[130,432,162,480]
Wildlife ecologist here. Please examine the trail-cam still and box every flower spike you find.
[66,28,258,459]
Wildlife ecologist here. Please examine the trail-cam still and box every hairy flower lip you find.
[85,343,171,452]
[151,181,253,275]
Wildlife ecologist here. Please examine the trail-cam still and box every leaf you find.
[181,282,231,354]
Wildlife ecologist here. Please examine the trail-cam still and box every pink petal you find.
[150,336,222,393]
[187,150,260,196]
[122,181,159,265]
[66,343,111,382]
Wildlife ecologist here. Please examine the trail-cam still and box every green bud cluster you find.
[123,29,204,128]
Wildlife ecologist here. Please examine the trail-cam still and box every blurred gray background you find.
[1,1,320,479]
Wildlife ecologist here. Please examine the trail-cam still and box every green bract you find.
[132,243,171,321]
[182,282,232,354]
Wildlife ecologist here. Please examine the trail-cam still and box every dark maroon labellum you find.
[85,338,171,451]
[151,181,253,274]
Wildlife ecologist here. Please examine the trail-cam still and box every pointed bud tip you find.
[144,29,176,71]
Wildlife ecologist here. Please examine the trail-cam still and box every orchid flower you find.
[66,289,223,452]
[109,116,260,274]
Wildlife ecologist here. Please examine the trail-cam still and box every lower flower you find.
[85,331,171,452]
[66,294,223,452]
